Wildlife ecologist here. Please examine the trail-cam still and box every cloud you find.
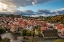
[56,8,64,14]
[1,0,54,7]
[0,0,55,15]
[51,8,64,14]
[0,0,64,17]
[23,10,34,14]
[57,10,64,14]
[0,0,54,14]
[0,8,64,17]
[21,10,35,16]
[32,2,35,5]
[0,2,17,13]
[37,9,52,14]
[21,8,64,17]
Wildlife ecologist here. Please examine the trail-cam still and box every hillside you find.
[44,14,64,24]
[22,14,64,24]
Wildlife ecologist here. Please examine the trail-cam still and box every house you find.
[56,24,64,32]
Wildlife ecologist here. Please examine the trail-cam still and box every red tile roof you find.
[56,24,63,29]
[41,27,47,31]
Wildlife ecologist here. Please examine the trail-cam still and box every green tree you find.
[38,25,41,37]
[0,26,6,34]
[31,27,35,37]
[20,29,26,36]
[0,36,2,41]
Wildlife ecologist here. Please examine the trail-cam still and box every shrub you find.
[26,30,31,36]
[28,38,33,42]
[0,38,10,42]
[3,38,10,42]
[20,29,26,36]
[0,26,6,34]
[31,31,35,36]
[54,39,64,42]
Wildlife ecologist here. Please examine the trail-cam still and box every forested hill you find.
[44,14,64,24]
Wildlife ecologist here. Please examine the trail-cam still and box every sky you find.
[0,0,64,17]
[19,0,64,11]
